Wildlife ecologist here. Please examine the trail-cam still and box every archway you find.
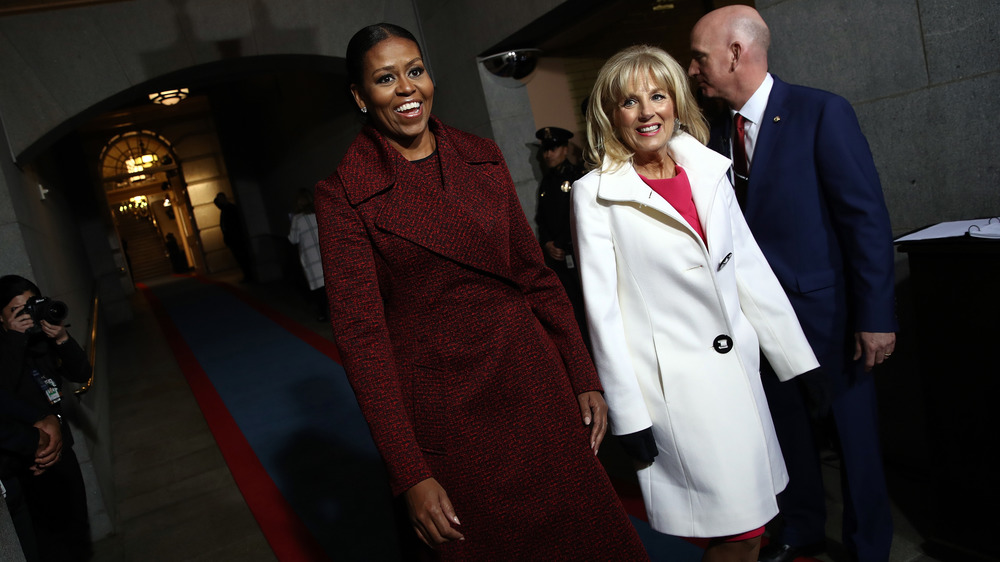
[99,130,201,281]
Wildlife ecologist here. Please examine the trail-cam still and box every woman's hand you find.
[403,478,464,547]
[40,320,69,344]
[576,391,608,454]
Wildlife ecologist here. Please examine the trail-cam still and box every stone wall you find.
[415,0,566,223]
[759,0,1000,237]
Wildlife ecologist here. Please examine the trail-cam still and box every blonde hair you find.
[584,45,709,172]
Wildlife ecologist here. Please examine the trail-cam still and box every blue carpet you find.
[147,276,705,561]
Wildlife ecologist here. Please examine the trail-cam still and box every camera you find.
[19,296,69,333]
[478,49,541,80]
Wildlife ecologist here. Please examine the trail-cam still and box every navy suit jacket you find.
[710,76,896,389]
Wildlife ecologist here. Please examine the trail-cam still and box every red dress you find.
[639,166,705,242]
[315,116,647,560]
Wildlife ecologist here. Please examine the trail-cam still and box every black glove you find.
[797,367,832,420]
[617,427,658,465]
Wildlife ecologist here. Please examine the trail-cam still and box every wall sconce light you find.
[148,88,189,105]
[478,49,541,80]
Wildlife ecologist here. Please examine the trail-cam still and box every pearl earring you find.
[361,107,367,114]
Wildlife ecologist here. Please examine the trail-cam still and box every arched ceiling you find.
[0,0,417,163]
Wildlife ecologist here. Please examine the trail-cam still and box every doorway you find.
[100,131,201,281]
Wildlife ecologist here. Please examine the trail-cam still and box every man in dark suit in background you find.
[214,193,255,283]
[689,6,897,562]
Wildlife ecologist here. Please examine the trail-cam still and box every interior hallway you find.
[89,272,940,562]
[92,273,276,561]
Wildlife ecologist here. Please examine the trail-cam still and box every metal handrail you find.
[73,289,99,396]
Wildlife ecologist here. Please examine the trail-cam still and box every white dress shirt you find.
[730,73,774,167]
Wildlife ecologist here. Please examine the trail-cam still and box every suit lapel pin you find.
[773,116,781,122]
[561,181,572,192]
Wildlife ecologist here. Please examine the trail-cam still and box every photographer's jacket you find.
[0,389,46,460]
[0,331,88,447]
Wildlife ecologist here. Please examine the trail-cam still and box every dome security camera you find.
[478,49,542,80]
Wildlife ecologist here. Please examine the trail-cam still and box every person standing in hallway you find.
[689,6,897,562]
[573,44,819,562]
[214,193,255,282]
[314,23,647,561]
[164,233,190,274]
[0,389,63,474]
[288,188,328,322]
[534,126,588,344]
[2,389,65,562]
[0,275,93,561]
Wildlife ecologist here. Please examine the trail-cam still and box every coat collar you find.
[337,115,501,205]
[336,115,513,280]
[596,132,732,236]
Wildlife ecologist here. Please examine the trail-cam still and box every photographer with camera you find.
[2,388,64,561]
[0,275,91,561]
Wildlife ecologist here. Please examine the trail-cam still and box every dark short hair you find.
[345,23,421,85]
[295,188,314,214]
[0,274,40,308]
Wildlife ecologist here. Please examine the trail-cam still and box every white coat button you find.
[713,335,733,354]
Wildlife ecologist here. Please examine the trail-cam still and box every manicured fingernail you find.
[584,416,591,425]
[453,516,461,525]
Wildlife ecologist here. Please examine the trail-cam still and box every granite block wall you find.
[415,0,566,222]
[759,0,1000,237]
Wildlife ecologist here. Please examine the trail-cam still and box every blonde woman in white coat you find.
[572,45,820,562]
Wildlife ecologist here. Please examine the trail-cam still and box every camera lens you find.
[44,300,69,324]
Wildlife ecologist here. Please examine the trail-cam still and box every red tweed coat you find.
[315,117,646,560]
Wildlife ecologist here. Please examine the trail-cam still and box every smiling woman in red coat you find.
[314,23,647,561]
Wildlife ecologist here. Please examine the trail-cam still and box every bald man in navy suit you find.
[690,6,896,562]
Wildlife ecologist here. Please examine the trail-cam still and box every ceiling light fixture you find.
[148,88,189,105]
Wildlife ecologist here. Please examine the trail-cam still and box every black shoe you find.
[758,541,826,562]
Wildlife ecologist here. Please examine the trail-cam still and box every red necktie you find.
[732,113,749,210]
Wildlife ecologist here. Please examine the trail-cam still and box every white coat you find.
[571,132,819,537]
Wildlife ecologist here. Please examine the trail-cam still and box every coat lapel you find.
[597,162,688,227]
[597,133,730,244]
[340,118,511,280]
[748,76,789,204]
[672,134,730,238]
